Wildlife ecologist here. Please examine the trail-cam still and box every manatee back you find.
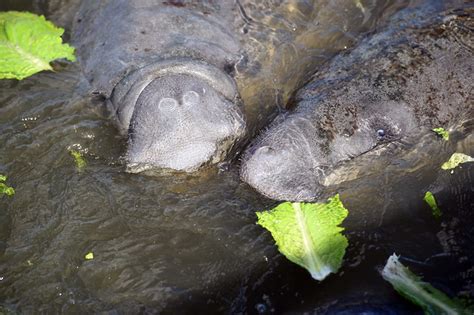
[72,0,241,98]
[294,6,474,129]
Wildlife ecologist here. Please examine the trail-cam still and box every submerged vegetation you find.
[423,191,442,219]
[69,149,87,171]
[441,153,474,170]
[432,127,449,141]
[0,174,15,197]
[0,11,75,80]
[382,254,470,315]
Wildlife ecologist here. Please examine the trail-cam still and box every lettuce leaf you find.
[85,252,94,260]
[423,192,441,219]
[432,128,449,141]
[0,11,75,80]
[441,153,474,170]
[257,195,348,281]
[382,254,468,315]
[69,149,86,171]
[0,174,15,197]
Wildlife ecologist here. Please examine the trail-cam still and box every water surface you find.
[0,1,473,313]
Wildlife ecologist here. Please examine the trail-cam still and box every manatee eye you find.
[377,129,386,138]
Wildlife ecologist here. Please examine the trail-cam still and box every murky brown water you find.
[0,1,473,314]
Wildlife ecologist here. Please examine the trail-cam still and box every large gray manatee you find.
[72,0,245,172]
[241,5,473,201]
[71,0,406,173]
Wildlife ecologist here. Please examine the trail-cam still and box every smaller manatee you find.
[241,6,473,201]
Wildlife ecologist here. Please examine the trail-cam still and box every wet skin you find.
[241,8,474,201]
[71,0,405,173]
[72,0,245,172]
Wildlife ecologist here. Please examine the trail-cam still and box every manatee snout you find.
[127,75,245,172]
[241,144,324,201]
[240,101,419,201]
[240,117,328,201]
[111,61,246,173]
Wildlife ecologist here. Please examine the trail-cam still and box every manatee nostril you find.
[182,90,200,105]
[158,97,178,111]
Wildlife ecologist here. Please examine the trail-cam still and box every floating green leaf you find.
[423,192,441,219]
[441,153,474,170]
[257,195,348,281]
[0,174,15,197]
[85,252,94,260]
[382,254,469,315]
[432,127,449,141]
[0,11,76,80]
[69,149,86,171]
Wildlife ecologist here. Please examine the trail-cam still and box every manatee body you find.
[72,0,245,172]
[241,7,473,201]
[72,0,404,173]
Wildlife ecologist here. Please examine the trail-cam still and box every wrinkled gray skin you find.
[70,0,407,174]
[72,0,245,172]
[241,7,473,201]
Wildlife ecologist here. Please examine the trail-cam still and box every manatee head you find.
[240,98,418,201]
[110,60,246,173]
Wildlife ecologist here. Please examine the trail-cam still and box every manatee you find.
[72,0,245,172]
[241,6,473,201]
[71,0,405,173]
